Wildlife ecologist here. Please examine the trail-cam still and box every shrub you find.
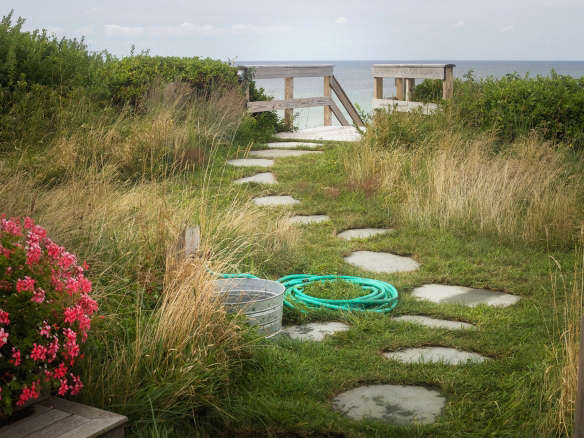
[0,215,98,416]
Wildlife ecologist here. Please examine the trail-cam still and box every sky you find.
[6,0,584,61]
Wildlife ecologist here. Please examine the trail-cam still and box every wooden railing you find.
[372,64,455,113]
[238,64,365,128]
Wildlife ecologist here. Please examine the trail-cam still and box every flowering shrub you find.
[0,214,98,416]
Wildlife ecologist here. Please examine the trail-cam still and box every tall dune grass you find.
[346,110,583,245]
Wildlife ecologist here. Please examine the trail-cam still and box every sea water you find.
[238,60,584,129]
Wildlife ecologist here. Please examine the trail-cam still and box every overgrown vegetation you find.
[414,71,584,147]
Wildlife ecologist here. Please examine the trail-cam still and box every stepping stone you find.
[337,228,393,240]
[392,315,475,330]
[384,347,488,365]
[332,384,445,425]
[227,158,273,168]
[249,149,322,158]
[234,172,277,185]
[266,142,323,149]
[253,195,300,207]
[344,251,419,274]
[288,215,330,225]
[281,322,349,341]
[411,284,520,307]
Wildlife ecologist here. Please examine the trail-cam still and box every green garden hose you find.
[217,271,399,313]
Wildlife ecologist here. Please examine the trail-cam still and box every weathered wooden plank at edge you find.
[240,65,334,79]
[328,100,350,126]
[372,98,437,115]
[372,64,455,80]
[323,76,332,126]
[330,75,365,127]
[247,97,335,113]
[175,226,201,259]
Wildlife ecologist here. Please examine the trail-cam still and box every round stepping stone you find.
[288,215,330,225]
[344,251,419,274]
[253,195,300,207]
[266,142,323,149]
[249,149,322,158]
[281,322,349,341]
[234,172,277,185]
[384,347,488,365]
[337,228,393,240]
[392,315,475,330]
[332,384,445,425]
[227,158,273,168]
[411,284,520,307]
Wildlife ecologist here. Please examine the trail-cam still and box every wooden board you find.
[284,77,294,127]
[0,397,127,438]
[372,64,455,80]
[372,98,438,115]
[239,65,334,79]
[247,97,334,113]
[330,75,365,127]
[328,100,350,126]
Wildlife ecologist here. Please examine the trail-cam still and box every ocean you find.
[238,60,584,129]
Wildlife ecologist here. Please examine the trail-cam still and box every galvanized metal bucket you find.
[214,278,285,337]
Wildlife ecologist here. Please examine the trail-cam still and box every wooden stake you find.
[405,78,416,102]
[443,65,454,100]
[373,77,383,99]
[395,78,405,100]
[324,75,332,126]
[284,77,294,129]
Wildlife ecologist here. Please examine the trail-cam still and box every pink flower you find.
[25,243,42,265]
[46,241,63,260]
[64,306,82,325]
[63,328,77,343]
[10,348,21,366]
[78,274,92,293]
[79,294,98,315]
[15,276,35,293]
[57,379,70,396]
[16,380,40,406]
[70,374,83,395]
[0,310,9,325]
[53,362,68,379]
[65,277,80,295]
[31,225,46,240]
[31,288,46,304]
[1,218,22,236]
[39,322,51,338]
[23,217,34,230]
[47,337,59,362]
[58,252,76,270]
[0,328,8,348]
[31,344,47,361]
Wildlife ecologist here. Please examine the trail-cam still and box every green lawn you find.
[190,139,569,437]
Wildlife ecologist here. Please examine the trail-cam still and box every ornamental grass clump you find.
[0,214,98,416]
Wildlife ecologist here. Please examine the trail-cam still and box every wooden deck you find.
[0,397,127,438]
[274,126,362,142]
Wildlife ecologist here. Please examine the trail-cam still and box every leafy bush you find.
[413,79,442,103]
[0,215,98,416]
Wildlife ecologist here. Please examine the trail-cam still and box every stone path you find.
[384,347,488,365]
[249,149,322,159]
[282,322,350,341]
[411,284,520,307]
[337,228,394,240]
[344,251,420,274]
[288,215,330,225]
[227,158,273,168]
[234,172,277,185]
[226,133,521,428]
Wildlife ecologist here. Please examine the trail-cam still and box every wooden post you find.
[405,78,416,102]
[395,78,405,100]
[373,77,383,99]
[443,65,454,100]
[323,75,332,126]
[284,77,294,129]
[575,316,584,437]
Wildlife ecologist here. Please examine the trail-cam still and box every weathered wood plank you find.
[373,77,383,99]
[284,77,294,128]
[0,406,70,438]
[247,97,334,113]
[25,414,90,438]
[239,65,334,79]
[328,100,350,126]
[442,64,454,100]
[175,226,200,260]
[323,76,332,126]
[372,64,455,80]
[405,78,416,101]
[395,78,405,100]
[372,98,438,115]
[330,75,365,127]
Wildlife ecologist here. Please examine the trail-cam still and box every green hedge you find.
[414,72,584,147]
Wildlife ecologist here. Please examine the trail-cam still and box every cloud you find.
[150,22,224,37]
[104,24,144,37]
[76,25,95,36]
[500,25,514,33]
[231,24,292,35]
[453,20,465,28]
[335,17,348,24]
